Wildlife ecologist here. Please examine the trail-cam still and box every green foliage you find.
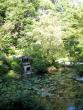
[9,59,21,73]
[39,0,55,9]
[24,43,49,74]
[63,36,81,61]
[0,0,64,74]
[0,69,80,110]
[7,70,17,78]
[75,64,83,76]
[0,56,21,76]
[0,56,10,75]
[32,58,48,74]
[0,78,46,110]
[0,0,83,74]
[62,5,83,60]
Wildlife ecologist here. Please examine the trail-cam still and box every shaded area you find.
[0,69,83,110]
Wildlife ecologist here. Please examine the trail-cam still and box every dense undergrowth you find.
[0,68,83,110]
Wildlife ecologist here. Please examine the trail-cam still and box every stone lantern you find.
[19,56,32,75]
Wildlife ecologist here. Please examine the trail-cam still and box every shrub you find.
[0,56,21,76]
[0,56,10,75]
[32,58,48,74]
[0,79,46,110]
[7,70,17,78]
[9,59,21,73]
[75,64,83,76]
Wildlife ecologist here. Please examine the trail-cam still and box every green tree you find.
[63,36,81,61]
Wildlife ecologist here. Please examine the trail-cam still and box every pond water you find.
[23,71,83,110]
[67,101,83,110]
[45,92,83,110]
[32,72,83,110]
[67,105,75,110]
[51,83,83,110]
